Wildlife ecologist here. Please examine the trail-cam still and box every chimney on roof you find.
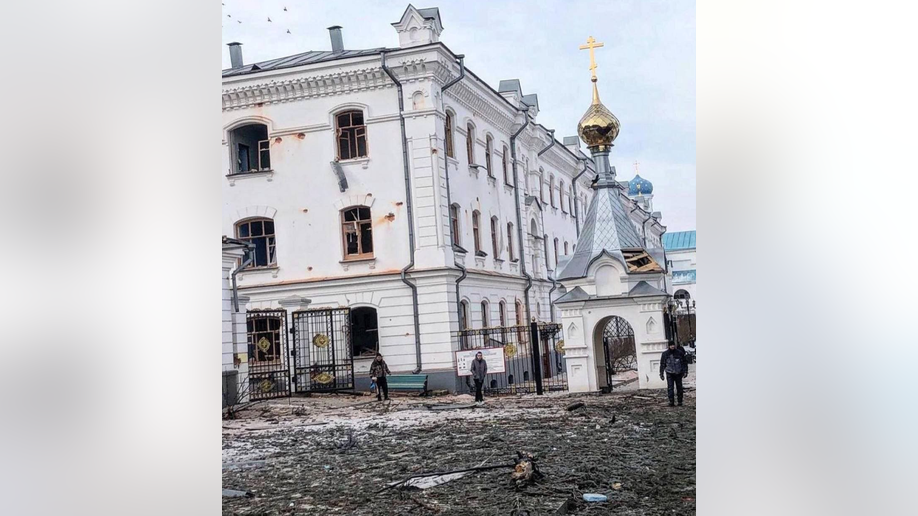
[227,42,243,68]
[328,26,344,53]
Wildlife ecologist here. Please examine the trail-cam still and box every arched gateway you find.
[593,316,637,390]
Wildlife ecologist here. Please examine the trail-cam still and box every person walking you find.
[369,353,391,401]
[659,341,689,406]
[470,351,488,405]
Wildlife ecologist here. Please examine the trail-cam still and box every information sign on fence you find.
[455,347,506,376]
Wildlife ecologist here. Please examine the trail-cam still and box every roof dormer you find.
[392,5,444,48]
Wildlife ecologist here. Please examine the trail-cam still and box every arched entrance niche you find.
[592,315,637,391]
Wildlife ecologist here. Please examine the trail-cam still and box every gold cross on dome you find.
[579,36,605,81]
[633,161,640,175]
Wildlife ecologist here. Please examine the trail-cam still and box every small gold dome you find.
[578,82,620,150]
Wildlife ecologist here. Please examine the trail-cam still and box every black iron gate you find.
[246,309,291,400]
[455,322,567,396]
[601,316,637,388]
[291,308,354,392]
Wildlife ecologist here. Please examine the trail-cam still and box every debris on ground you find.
[582,493,608,503]
[222,489,252,498]
[222,390,696,515]
[565,402,585,411]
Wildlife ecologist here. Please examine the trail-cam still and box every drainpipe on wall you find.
[381,51,423,374]
[440,55,467,326]
[510,107,532,323]
[538,207,559,323]
[659,226,669,294]
[641,211,654,248]
[537,129,555,157]
[572,157,590,237]
[231,243,255,313]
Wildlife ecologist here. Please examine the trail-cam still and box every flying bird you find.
[237,20,241,23]
[227,14,231,17]
[267,17,272,22]
[284,6,288,11]
[286,29,291,34]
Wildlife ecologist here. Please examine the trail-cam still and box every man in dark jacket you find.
[369,353,391,401]
[470,351,488,404]
[659,341,689,406]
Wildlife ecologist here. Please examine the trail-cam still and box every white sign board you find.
[455,347,506,376]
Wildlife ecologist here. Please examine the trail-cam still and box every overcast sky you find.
[222,0,695,232]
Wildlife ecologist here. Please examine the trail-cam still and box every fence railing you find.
[455,322,567,396]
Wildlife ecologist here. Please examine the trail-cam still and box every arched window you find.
[507,222,515,261]
[568,185,574,213]
[515,299,524,326]
[559,180,566,212]
[499,301,507,327]
[230,123,271,173]
[549,175,556,207]
[539,168,545,202]
[350,307,379,357]
[481,299,490,327]
[466,123,475,165]
[502,145,510,185]
[536,302,541,321]
[490,216,500,258]
[236,218,277,268]
[449,203,461,248]
[543,234,550,271]
[553,238,559,266]
[341,206,373,260]
[674,290,691,300]
[335,110,367,160]
[459,300,469,330]
[485,135,494,178]
[444,111,455,158]
[472,210,482,254]
[564,241,569,255]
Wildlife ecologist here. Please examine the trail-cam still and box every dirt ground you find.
[223,372,695,516]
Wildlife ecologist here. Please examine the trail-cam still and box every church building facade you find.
[221,5,667,393]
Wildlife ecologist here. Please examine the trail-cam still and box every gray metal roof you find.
[417,7,441,21]
[521,93,539,110]
[498,79,522,95]
[628,281,668,297]
[222,47,395,78]
[557,152,649,280]
[555,286,590,303]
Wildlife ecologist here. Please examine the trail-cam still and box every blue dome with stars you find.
[628,174,653,195]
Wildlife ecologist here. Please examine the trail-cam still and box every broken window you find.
[350,307,379,357]
[622,249,664,273]
[485,135,494,178]
[445,111,455,158]
[450,204,461,248]
[472,210,482,255]
[341,206,373,260]
[336,110,367,160]
[247,313,283,363]
[481,300,490,327]
[231,123,271,173]
[515,300,524,326]
[236,218,276,268]
[491,216,500,258]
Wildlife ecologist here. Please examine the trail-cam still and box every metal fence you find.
[455,322,567,396]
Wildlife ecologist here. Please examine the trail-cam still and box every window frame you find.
[559,180,566,212]
[502,145,510,185]
[554,238,560,266]
[235,217,277,268]
[466,123,475,165]
[472,210,482,254]
[507,222,516,261]
[550,175,556,208]
[490,216,500,258]
[449,203,461,248]
[444,111,455,159]
[481,300,490,328]
[340,205,374,261]
[335,110,368,161]
[485,135,494,178]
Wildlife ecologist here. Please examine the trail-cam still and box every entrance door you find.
[601,316,637,388]
[246,310,291,400]
[292,308,354,392]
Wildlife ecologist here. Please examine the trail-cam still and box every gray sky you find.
[222,0,695,232]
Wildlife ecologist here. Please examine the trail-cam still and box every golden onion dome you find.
[578,81,620,150]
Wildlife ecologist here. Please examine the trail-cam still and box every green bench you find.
[385,374,429,396]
